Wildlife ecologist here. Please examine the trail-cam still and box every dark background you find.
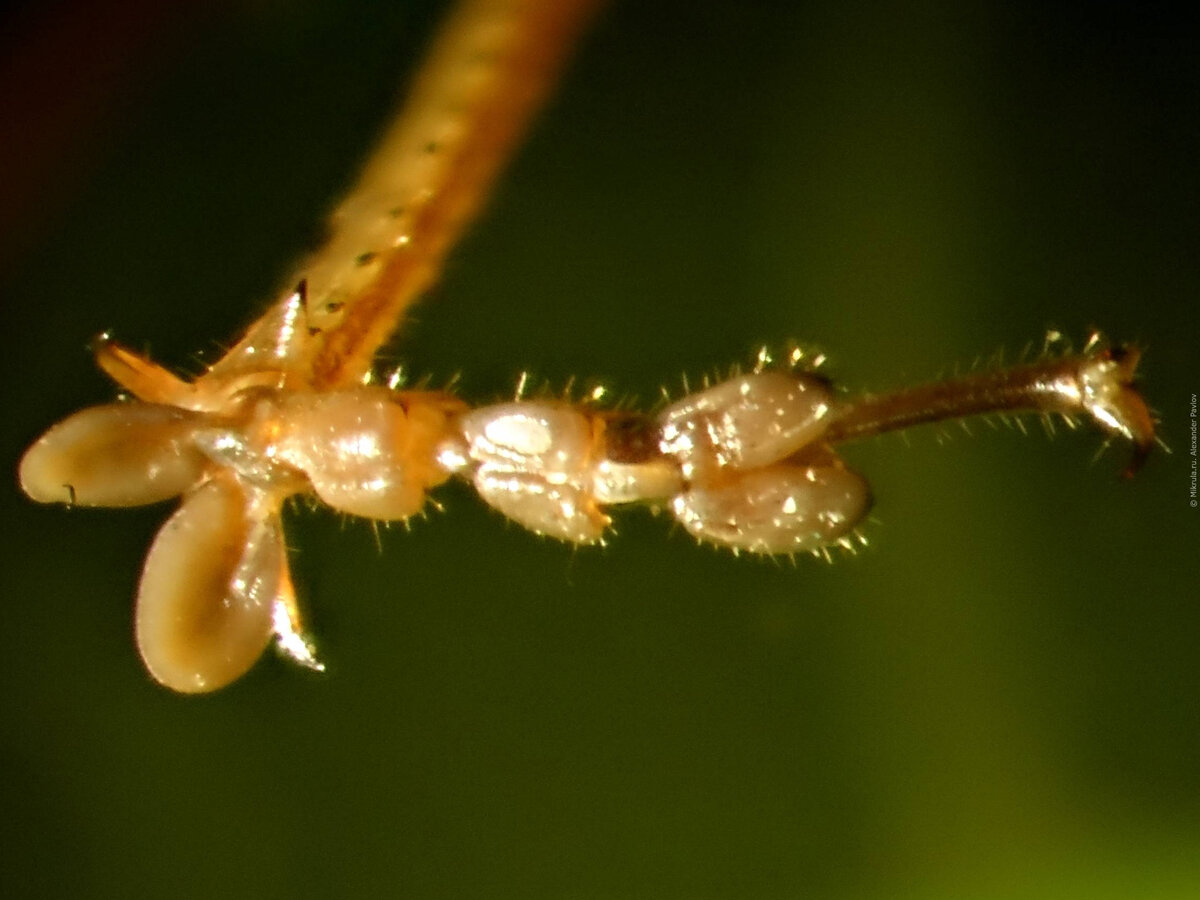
[2,1,1196,897]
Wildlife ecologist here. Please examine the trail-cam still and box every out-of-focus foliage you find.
[1,1,1195,897]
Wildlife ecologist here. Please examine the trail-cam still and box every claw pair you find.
[20,333,456,692]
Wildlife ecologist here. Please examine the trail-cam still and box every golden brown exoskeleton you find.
[18,0,1155,693]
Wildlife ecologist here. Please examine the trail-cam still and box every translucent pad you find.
[671,463,871,554]
[474,469,607,543]
[658,373,831,481]
[19,402,207,507]
[273,388,447,520]
[136,478,279,693]
[458,402,608,542]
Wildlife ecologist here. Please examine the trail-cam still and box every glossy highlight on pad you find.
[17,0,1155,693]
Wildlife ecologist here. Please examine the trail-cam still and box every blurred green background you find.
[1,1,1196,897]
